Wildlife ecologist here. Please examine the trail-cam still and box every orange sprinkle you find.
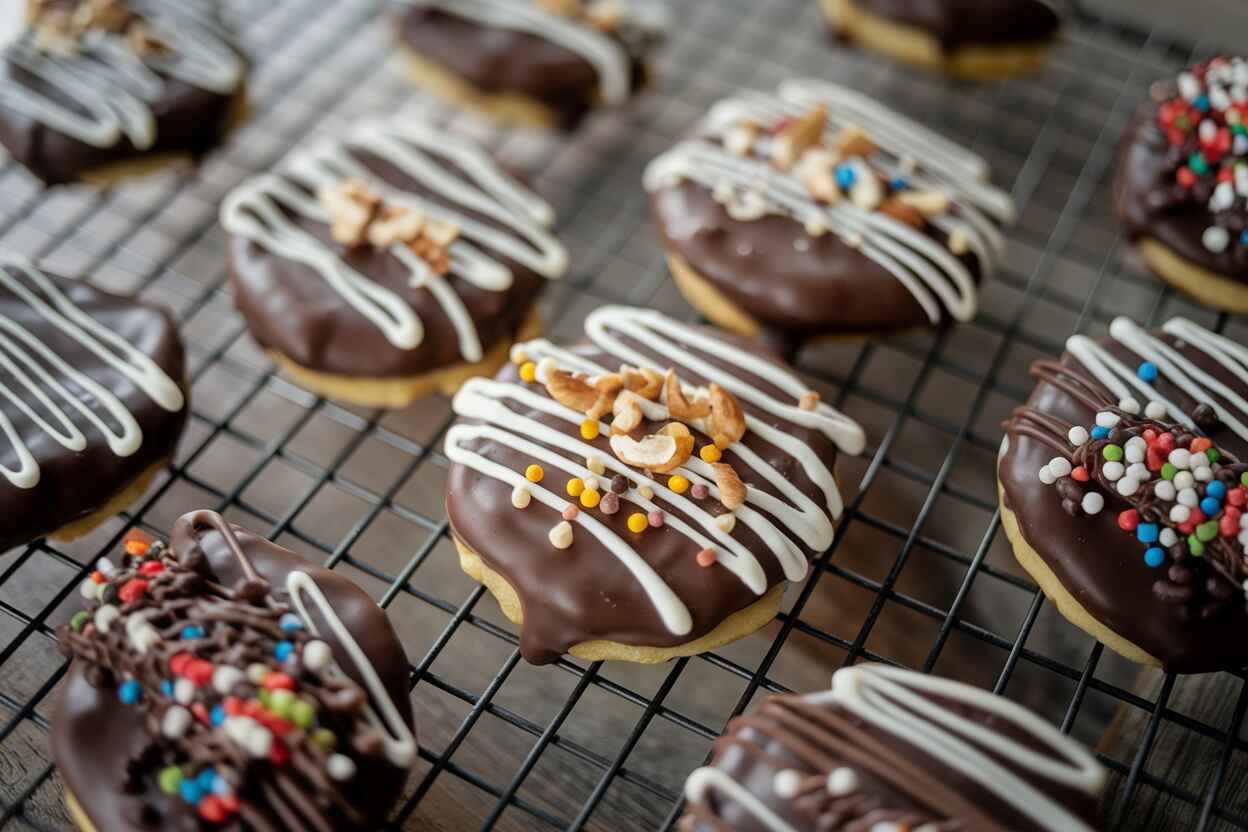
[696,548,716,568]
[124,539,150,557]
[91,570,106,584]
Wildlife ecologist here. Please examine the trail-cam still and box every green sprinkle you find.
[1197,520,1219,542]
[257,688,272,709]
[1164,463,1179,481]
[311,727,337,751]
[1240,470,1248,487]
[269,688,295,719]
[1234,123,1247,135]
[1190,152,1210,174]
[1103,444,1124,462]
[158,766,183,795]
[70,611,89,632]
[1188,535,1206,557]
[290,699,315,728]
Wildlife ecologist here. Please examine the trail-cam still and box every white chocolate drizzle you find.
[399,0,670,106]
[445,305,864,636]
[221,119,567,361]
[644,79,1015,324]
[685,664,1105,832]
[1,0,243,150]
[0,253,184,490]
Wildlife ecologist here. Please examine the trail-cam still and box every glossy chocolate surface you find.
[0,271,187,552]
[51,516,415,832]
[844,0,1061,50]
[1000,330,1248,673]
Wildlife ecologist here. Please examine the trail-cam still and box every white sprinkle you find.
[1236,134,1248,157]
[1211,181,1236,212]
[772,769,803,799]
[1241,513,1248,529]
[1160,528,1178,547]
[1178,72,1201,100]
[327,753,357,781]
[1145,401,1168,419]
[95,558,116,577]
[1211,85,1232,112]
[1175,471,1195,490]
[302,639,333,672]
[130,622,160,655]
[1154,480,1177,501]
[213,666,244,696]
[715,513,737,533]
[804,217,828,237]
[1189,451,1210,469]
[1171,504,1192,523]
[1081,492,1104,515]
[1095,411,1119,428]
[246,663,269,685]
[174,678,196,705]
[79,578,100,601]
[1118,398,1141,415]
[225,716,273,758]
[511,485,531,509]
[1117,477,1140,497]
[1038,465,1056,485]
[1194,466,1214,482]
[826,767,859,797]
[1068,426,1089,446]
[1102,461,1125,481]
[1048,457,1072,478]
[162,705,192,739]
[549,521,574,550]
[1178,488,1199,507]
[587,456,606,476]
[583,476,598,492]
[1127,462,1150,482]
[1168,449,1192,470]
[1240,530,1248,547]
[1125,443,1145,464]
[94,605,119,634]
[1203,226,1230,253]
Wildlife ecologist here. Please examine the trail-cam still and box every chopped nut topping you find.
[126,21,169,56]
[611,391,644,433]
[651,422,694,473]
[610,433,679,470]
[724,122,760,157]
[711,463,746,510]
[897,189,951,217]
[796,149,840,205]
[621,366,663,400]
[368,206,425,249]
[535,0,581,14]
[833,124,876,159]
[546,370,600,412]
[877,196,924,228]
[587,373,624,421]
[665,369,710,420]
[799,391,820,411]
[30,0,169,58]
[708,384,746,449]
[849,170,883,211]
[320,179,382,247]
[771,105,827,171]
[318,179,458,274]
[948,227,970,255]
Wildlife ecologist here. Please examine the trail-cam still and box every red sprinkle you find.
[117,579,149,604]
[185,659,215,687]
[1071,466,1090,482]
[262,714,294,736]
[191,702,210,725]
[1220,166,1235,182]
[269,739,290,766]
[138,560,164,576]
[221,794,240,814]
[263,672,296,691]
[1189,508,1207,526]
[1190,437,1213,453]
[90,570,106,584]
[1157,433,1176,452]
[169,652,193,676]
[1143,429,1158,442]
[1177,167,1197,188]
[1179,521,1195,535]
[198,795,228,824]
[223,696,244,716]
[1229,488,1247,507]
[1220,515,1239,538]
[1146,447,1165,471]
[1118,509,1139,532]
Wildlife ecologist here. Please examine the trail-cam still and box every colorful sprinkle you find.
[511,485,531,509]
[119,679,142,705]
[519,361,537,382]
[668,475,690,494]
[1091,426,1110,440]
[580,419,599,440]
[279,613,304,632]
[1102,445,1124,462]
[159,766,183,795]
[627,513,648,533]
[580,488,601,509]
[70,611,89,632]
[561,505,579,521]
[1136,362,1159,381]
[1136,523,1159,544]
[648,510,665,528]
[600,492,620,514]
[566,478,585,498]
[699,445,722,463]
[274,640,295,662]
[181,625,205,640]
[525,464,544,483]
[1144,547,1166,568]
[696,548,716,567]
[690,483,709,499]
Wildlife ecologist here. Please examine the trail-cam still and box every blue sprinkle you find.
[196,769,217,794]
[1136,523,1159,544]
[1241,230,1248,247]
[180,625,205,640]
[834,164,856,188]
[1201,496,1221,516]
[279,613,304,633]
[118,679,142,705]
[1195,94,1210,112]
[1208,481,1228,500]
[178,778,203,805]
[1091,426,1110,440]
[1144,547,1166,568]
[1136,362,1159,382]
[889,176,908,191]
[274,640,295,662]
[210,704,226,727]
[160,679,174,698]
[212,775,233,797]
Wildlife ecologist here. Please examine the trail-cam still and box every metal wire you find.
[0,0,1242,829]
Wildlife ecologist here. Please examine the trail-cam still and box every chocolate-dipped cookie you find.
[221,118,568,408]
[1117,56,1248,312]
[444,305,865,664]
[0,252,187,550]
[644,79,1014,352]
[682,663,1106,831]
[821,0,1060,80]
[0,0,247,185]
[53,510,417,831]
[395,0,668,130]
[999,316,1248,672]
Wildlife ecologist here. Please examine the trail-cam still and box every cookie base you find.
[47,458,167,544]
[454,537,786,663]
[1135,237,1248,314]
[398,47,565,129]
[667,252,763,339]
[65,790,95,832]
[820,0,1052,80]
[996,478,1161,667]
[269,307,543,408]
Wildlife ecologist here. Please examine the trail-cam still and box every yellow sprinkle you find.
[519,361,537,383]
[699,445,722,463]
[580,489,601,509]
[627,513,648,533]
[580,419,600,440]
[668,475,690,494]
[566,478,585,497]
[586,456,606,475]
[525,464,544,483]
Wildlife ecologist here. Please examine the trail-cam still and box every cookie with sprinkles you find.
[681,663,1106,832]
[1117,56,1248,312]
[395,0,669,130]
[999,316,1248,672]
[0,0,247,185]
[221,118,567,408]
[444,305,865,664]
[644,79,1015,354]
[52,510,417,832]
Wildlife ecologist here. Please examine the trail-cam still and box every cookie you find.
[1117,56,1248,312]
[999,316,1248,672]
[644,79,1014,351]
[221,118,567,408]
[681,663,1106,831]
[0,0,247,185]
[444,305,865,664]
[53,510,417,831]
[395,0,668,129]
[0,252,187,550]
[820,0,1060,80]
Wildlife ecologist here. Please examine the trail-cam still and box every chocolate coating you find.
[0,270,187,551]
[397,6,645,127]
[226,147,546,380]
[840,0,1061,50]
[51,515,415,832]
[1000,329,1248,673]
[446,326,844,665]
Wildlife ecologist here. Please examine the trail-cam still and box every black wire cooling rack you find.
[0,0,1244,829]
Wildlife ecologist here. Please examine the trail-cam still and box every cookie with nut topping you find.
[0,0,247,185]
[1000,316,1248,672]
[645,79,1015,354]
[444,305,865,664]
[395,0,669,129]
[221,118,568,408]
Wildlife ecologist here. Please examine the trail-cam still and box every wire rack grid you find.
[0,0,1242,829]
